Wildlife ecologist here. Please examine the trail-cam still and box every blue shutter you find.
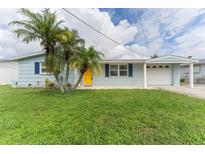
[105,64,109,77]
[34,62,40,74]
[128,63,133,77]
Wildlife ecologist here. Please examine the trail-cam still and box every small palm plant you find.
[71,46,104,89]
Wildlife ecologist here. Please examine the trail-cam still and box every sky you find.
[0,8,205,59]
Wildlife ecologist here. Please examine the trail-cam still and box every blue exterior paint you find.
[93,63,144,87]
[15,54,183,87]
[172,64,180,86]
[17,54,75,87]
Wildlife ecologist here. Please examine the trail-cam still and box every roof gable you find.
[146,55,198,64]
[10,51,45,61]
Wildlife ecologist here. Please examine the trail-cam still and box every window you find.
[109,64,128,77]
[165,65,170,68]
[40,62,49,74]
[110,64,118,76]
[159,65,163,68]
[146,66,150,68]
[119,64,128,76]
[152,65,157,68]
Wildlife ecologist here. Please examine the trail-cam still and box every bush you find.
[45,78,55,89]
[180,78,185,82]
[65,83,72,88]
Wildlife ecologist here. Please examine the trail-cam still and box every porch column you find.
[189,63,194,88]
[144,63,147,88]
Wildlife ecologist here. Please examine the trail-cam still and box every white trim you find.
[10,51,45,61]
[39,62,50,75]
[189,63,194,88]
[101,59,147,63]
[144,63,147,88]
[146,55,198,63]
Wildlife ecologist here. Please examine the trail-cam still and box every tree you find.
[57,27,85,83]
[71,46,104,89]
[9,8,67,92]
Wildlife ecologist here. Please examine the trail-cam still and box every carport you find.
[143,55,199,88]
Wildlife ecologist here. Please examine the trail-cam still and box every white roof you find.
[101,59,147,63]
[146,55,198,64]
[10,52,198,64]
[10,51,45,60]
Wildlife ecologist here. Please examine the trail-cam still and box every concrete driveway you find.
[157,84,205,100]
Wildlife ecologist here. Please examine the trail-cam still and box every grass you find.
[1,86,205,144]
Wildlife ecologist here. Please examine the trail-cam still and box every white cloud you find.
[57,8,140,59]
[134,9,205,58]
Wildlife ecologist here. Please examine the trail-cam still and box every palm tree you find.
[71,46,104,89]
[9,8,66,92]
[57,27,85,83]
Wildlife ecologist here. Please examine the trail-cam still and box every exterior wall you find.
[17,55,75,87]
[172,64,180,86]
[0,61,18,85]
[92,63,144,87]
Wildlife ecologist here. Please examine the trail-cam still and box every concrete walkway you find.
[157,85,205,100]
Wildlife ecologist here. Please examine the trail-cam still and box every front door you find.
[84,67,92,86]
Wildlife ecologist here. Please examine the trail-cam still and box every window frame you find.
[109,64,118,77]
[109,64,128,77]
[40,62,49,75]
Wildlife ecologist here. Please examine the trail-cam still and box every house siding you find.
[18,54,75,87]
[92,63,144,87]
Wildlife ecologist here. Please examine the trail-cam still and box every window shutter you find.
[34,62,40,74]
[128,63,133,77]
[105,64,109,77]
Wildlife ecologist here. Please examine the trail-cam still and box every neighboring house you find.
[181,59,205,84]
[8,52,198,88]
[0,59,18,85]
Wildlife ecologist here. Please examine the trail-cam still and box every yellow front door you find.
[84,67,92,86]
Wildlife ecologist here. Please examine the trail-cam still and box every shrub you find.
[180,78,185,82]
[65,83,72,88]
[45,78,55,89]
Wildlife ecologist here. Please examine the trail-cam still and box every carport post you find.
[144,63,147,88]
[189,63,194,88]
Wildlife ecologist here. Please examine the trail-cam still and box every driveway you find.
[157,84,205,100]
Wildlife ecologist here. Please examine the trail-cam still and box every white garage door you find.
[0,61,18,85]
[147,64,172,86]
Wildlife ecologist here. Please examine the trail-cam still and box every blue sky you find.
[1,8,205,59]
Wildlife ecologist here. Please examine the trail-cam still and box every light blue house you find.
[10,52,198,88]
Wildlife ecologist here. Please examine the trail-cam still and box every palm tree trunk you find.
[54,73,65,93]
[73,72,84,89]
[65,65,69,83]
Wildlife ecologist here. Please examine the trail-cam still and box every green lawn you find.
[1,86,205,144]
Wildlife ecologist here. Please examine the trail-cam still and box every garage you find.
[147,64,172,86]
[0,60,18,85]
